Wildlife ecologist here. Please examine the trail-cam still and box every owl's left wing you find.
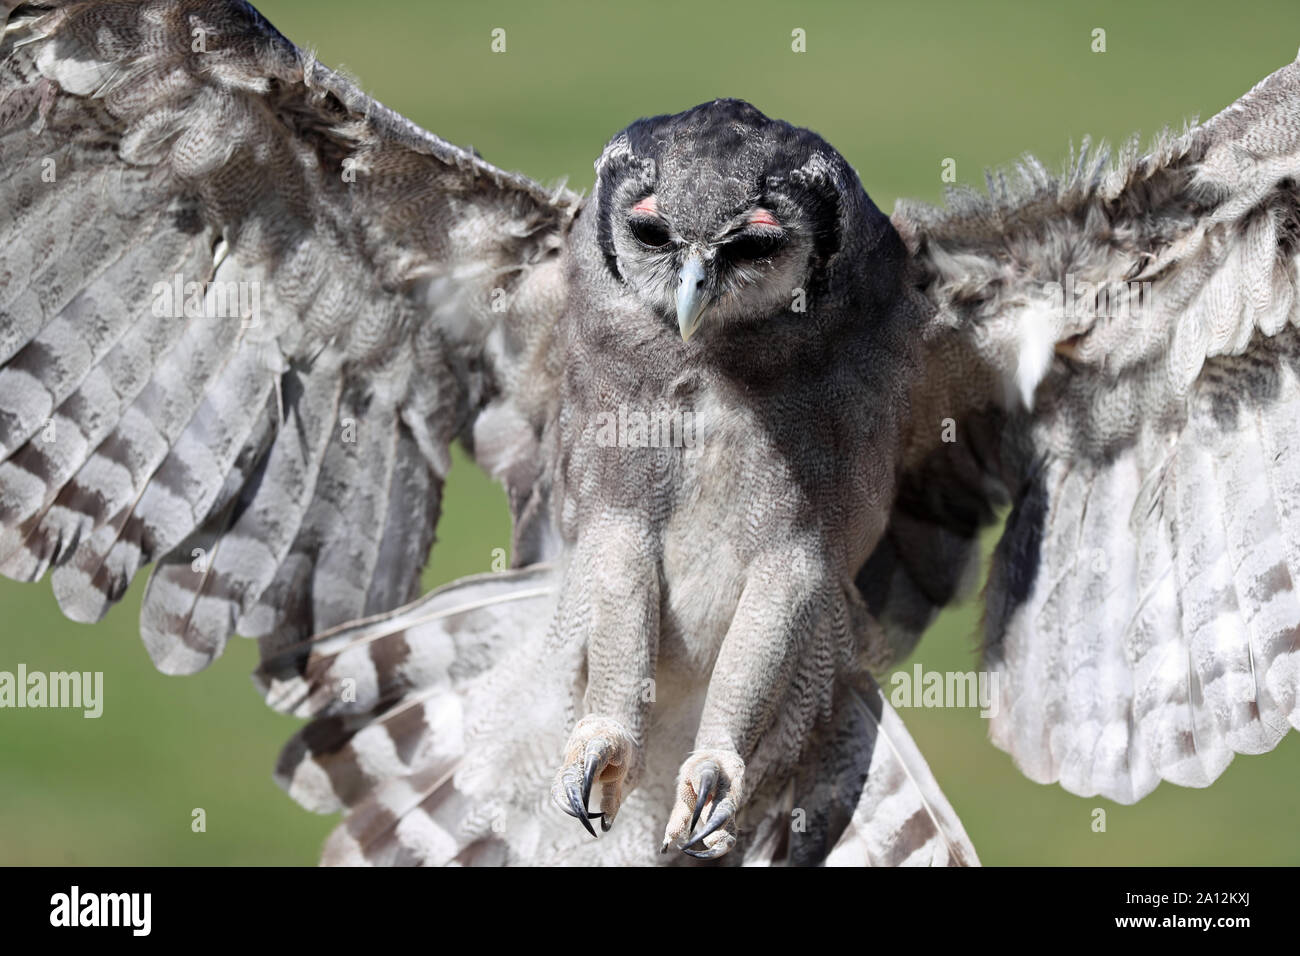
[0,1,579,674]
[887,53,1300,803]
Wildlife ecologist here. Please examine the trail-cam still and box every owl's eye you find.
[725,229,787,261]
[628,216,671,248]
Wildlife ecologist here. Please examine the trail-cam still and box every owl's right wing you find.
[0,0,579,673]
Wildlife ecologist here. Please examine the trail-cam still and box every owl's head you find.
[594,99,875,342]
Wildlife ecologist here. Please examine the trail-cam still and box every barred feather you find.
[0,0,578,674]
[894,52,1300,802]
[266,568,975,867]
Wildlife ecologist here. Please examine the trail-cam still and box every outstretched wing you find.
[0,0,578,673]
[888,54,1300,802]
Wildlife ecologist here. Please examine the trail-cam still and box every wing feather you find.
[894,54,1300,802]
[0,0,578,672]
[821,678,979,867]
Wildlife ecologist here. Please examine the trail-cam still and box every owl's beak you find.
[676,255,710,342]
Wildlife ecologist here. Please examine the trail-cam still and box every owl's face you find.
[595,100,850,341]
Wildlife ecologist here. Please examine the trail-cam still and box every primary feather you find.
[893,53,1300,802]
[0,0,577,676]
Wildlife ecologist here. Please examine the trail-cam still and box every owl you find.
[2,0,1299,866]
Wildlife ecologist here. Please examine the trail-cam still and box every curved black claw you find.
[563,775,599,837]
[558,793,602,833]
[682,840,732,861]
[688,766,719,837]
[556,806,600,822]
[683,800,732,848]
[582,751,601,813]
[559,748,609,838]
[681,790,733,858]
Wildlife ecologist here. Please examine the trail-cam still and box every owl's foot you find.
[551,715,638,836]
[661,750,745,860]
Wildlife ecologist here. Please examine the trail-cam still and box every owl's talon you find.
[683,793,735,850]
[551,715,638,838]
[663,750,744,860]
[556,780,600,837]
[562,774,598,837]
[688,764,718,837]
[582,750,602,808]
[682,840,733,860]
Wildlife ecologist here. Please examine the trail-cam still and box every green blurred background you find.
[3,0,1298,865]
